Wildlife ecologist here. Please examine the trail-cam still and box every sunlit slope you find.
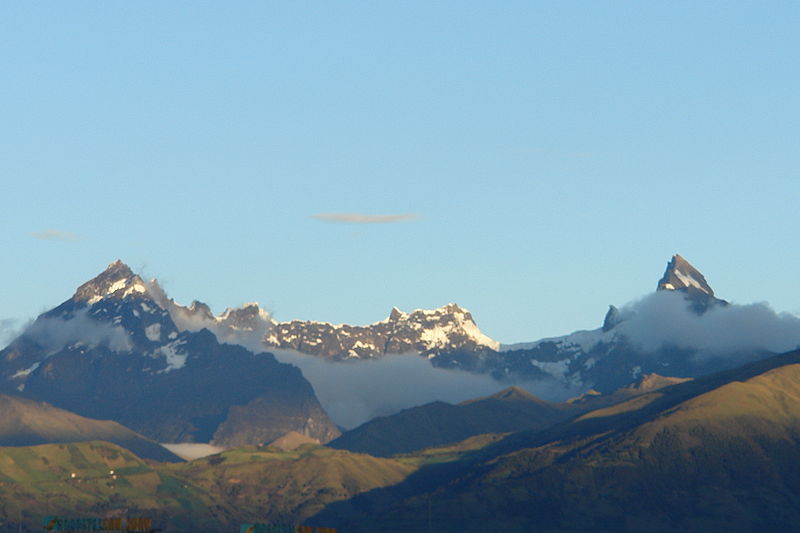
[316,351,800,533]
[0,441,416,532]
[0,394,181,462]
[635,363,800,442]
[168,445,415,524]
[0,442,214,531]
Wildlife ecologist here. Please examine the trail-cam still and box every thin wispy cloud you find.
[0,318,22,347]
[311,213,418,224]
[513,147,593,158]
[32,229,79,241]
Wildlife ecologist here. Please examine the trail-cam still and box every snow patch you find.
[123,283,147,297]
[503,328,606,354]
[12,362,40,379]
[145,323,162,342]
[157,342,187,372]
[673,268,707,293]
[107,279,128,295]
[529,358,572,380]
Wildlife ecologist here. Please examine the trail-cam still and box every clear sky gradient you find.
[2,2,799,344]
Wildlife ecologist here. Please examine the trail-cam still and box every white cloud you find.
[0,318,24,348]
[617,291,800,357]
[269,348,579,429]
[25,310,132,354]
[31,229,79,241]
[311,213,418,224]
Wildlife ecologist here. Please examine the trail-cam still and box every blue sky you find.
[2,2,799,344]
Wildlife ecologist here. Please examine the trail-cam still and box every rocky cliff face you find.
[264,303,500,360]
[656,254,727,313]
[0,261,340,445]
[206,254,767,396]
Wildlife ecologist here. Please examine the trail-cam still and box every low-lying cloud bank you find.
[23,310,132,354]
[0,318,23,348]
[269,348,579,429]
[616,291,800,357]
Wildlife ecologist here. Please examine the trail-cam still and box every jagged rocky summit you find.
[0,260,340,446]
[498,254,748,392]
[255,254,767,394]
[0,254,780,434]
[264,303,500,360]
[656,253,727,313]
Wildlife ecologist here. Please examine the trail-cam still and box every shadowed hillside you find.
[313,350,800,532]
[329,386,573,457]
[0,394,180,462]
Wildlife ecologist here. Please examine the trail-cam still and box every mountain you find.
[492,254,770,392]
[0,393,181,462]
[329,386,573,457]
[312,348,800,532]
[0,261,340,446]
[656,253,727,312]
[329,375,695,458]
[657,253,715,294]
[232,254,778,396]
[564,372,693,411]
[264,303,500,360]
[268,431,320,451]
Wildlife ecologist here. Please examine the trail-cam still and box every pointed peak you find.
[490,386,540,402]
[602,305,621,332]
[73,260,148,303]
[104,259,134,276]
[624,373,693,393]
[388,307,406,321]
[460,386,548,406]
[656,254,714,296]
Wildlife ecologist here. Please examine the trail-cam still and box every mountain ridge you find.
[0,261,341,447]
[312,348,800,532]
[329,386,573,457]
[0,392,181,462]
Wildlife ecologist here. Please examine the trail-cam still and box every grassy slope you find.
[8,355,800,532]
[0,441,416,532]
[165,444,415,525]
[0,442,213,532]
[316,352,800,533]
[0,394,181,462]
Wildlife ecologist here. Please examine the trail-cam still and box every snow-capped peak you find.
[656,254,714,296]
[73,260,149,304]
[400,303,500,351]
